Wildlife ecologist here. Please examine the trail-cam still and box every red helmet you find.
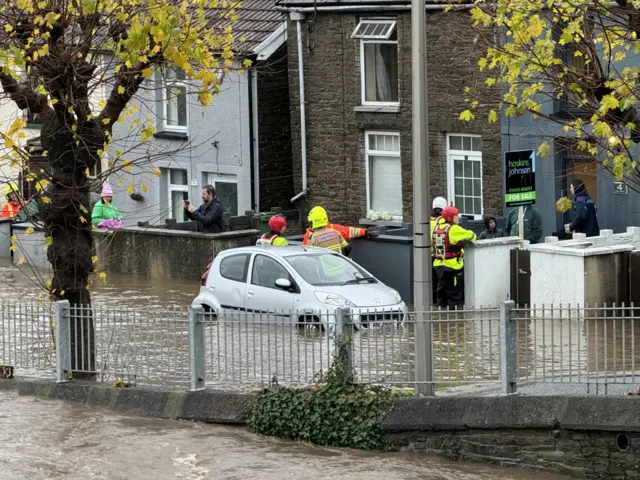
[269,215,287,233]
[441,206,460,223]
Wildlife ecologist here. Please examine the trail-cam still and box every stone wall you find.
[287,10,501,225]
[384,396,640,480]
[257,45,295,211]
[93,226,259,281]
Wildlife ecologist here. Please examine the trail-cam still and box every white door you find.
[246,254,296,322]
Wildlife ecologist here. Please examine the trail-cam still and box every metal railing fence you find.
[2,298,640,394]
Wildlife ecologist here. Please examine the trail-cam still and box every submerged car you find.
[192,245,407,330]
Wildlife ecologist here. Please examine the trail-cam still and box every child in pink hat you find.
[91,184,123,228]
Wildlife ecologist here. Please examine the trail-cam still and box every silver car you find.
[192,245,408,330]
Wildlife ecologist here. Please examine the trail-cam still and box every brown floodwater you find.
[0,392,568,480]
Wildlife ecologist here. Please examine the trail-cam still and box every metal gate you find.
[510,248,531,306]
[628,251,640,305]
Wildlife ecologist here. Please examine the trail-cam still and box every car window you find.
[251,255,290,289]
[286,253,377,286]
[219,254,250,282]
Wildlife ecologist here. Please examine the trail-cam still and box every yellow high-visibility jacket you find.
[432,218,476,270]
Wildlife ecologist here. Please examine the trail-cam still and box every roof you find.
[219,0,287,55]
[217,245,336,257]
[276,0,472,8]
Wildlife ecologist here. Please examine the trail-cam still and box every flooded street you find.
[0,392,567,480]
[0,260,198,308]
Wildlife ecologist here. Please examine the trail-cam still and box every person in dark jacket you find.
[504,205,543,243]
[566,178,599,237]
[184,184,224,233]
[478,214,505,240]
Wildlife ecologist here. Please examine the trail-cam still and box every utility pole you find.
[411,0,435,396]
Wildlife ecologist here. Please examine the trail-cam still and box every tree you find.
[461,0,640,191]
[0,0,240,374]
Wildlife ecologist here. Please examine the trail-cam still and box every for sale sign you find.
[505,150,536,207]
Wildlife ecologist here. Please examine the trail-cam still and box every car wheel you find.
[201,305,218,321]
[297,314,324,331]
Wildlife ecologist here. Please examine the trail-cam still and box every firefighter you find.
[256,215,289,246]
[306,206,351,255]
[1,183,25,219]
[302,206,377,245]
[430,196,448,302]
[432,205,476,310]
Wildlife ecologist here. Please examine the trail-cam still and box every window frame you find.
[358,18,399,107]
[446,133,483,220]
[166,168,189,220]
[250,254,295,290]
[364,131,402,220]
[162,68,189,133]
[219,253,250,283]
[351,19,397,40]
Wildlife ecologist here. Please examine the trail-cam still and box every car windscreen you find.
[285,253,377,286]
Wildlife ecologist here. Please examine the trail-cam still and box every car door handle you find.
[247,290,254,296]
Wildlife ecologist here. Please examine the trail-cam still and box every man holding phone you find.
[183,184,224,233]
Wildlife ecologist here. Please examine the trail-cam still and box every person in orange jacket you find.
[302,206,378,245]
[1,183,25,219]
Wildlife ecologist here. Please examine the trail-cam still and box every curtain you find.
[370,155,402,215]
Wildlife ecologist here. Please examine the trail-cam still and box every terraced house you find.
[277,0,501,225]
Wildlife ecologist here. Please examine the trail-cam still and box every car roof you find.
[217,245,333,258]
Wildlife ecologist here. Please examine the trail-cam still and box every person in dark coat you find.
[478,214,505,240]
[566,178,600,237]
[184,184,224,233]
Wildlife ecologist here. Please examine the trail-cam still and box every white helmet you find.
[432,197,448,210]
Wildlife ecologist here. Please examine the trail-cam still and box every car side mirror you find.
[275,278,292,290]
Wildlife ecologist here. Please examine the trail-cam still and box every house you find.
[276,0,501,226]
[110,0,293,225]
[501,27,640,236]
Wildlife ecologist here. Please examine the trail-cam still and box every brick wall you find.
[257,45,294,211]
[287,11,501,225]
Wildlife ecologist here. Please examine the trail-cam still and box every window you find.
[286,253,373,287]
[163,68,188,132]
[220,254,250,282]
[447,134,483,219]
[365,132,402,218]
[353,19,398,105]
[206,173,238,216]
[553,18,595,117]
[251,255,291,289]
[166,168,188,222]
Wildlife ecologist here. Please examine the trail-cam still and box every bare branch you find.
[0,73,51,114]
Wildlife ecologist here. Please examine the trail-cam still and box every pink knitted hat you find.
[101,184,113,197]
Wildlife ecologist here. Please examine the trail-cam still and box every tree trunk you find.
[40,110,98,379]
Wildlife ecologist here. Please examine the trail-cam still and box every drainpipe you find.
[291,12,308,203]
[248,68,257,210]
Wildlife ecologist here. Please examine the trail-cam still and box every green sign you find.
[505,150,536,207]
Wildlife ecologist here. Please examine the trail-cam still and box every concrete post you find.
[188,306,206,391]
[411,0,435,397]
[601,229,614,246]
[334,308,354,383]
[55,300,71,384]
[573,233,587,242]
[627,226,640,244]
[500,300,517,395]
[545,236,559,244]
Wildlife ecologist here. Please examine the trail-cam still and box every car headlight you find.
[315,291,356,307]
[390,288,402,304]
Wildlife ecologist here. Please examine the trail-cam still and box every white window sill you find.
[354,105,401,114]
[359,218,405,227]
